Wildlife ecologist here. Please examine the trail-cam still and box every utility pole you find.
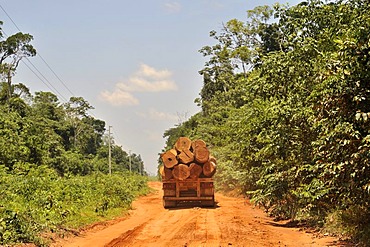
[129,150,132,172]
[108,126,112,175]
[6,65,12,110]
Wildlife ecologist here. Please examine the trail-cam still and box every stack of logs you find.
[160,137,216,180]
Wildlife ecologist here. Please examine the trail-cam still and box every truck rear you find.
[162,177,214,208]
[160,137,216,208]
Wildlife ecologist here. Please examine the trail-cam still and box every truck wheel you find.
[163,200,177,208]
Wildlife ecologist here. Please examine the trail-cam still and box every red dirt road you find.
[54,182,344,247]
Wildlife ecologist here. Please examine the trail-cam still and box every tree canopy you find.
[0,21,148,246]
[163,0,370,244]
[0,21,144,177]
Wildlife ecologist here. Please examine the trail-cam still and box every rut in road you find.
[56,182,343,247]
[104,206,224,247]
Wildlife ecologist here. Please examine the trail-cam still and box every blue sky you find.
[1,0,301,175]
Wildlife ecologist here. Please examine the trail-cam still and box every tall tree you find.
[164,2,370,242]
[0,24,36,105]
[63,96,94,151]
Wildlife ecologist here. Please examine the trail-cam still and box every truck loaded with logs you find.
[160,137,216,208]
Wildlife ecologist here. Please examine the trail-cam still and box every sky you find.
[1,0,301,175]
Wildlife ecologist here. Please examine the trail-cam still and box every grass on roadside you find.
[0,165,149,246]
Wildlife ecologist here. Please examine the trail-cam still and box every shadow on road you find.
[167,200,220,210]
[266,220,304,228]
[266,221,355,247]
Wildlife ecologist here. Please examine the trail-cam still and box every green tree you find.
[0,24,36,106]
[63,96,105,155]
[163,1,370,243]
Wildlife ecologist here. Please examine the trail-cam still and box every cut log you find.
[161,149,178,168]
[191,139,207,150]
[163,167,173,180]
[177,149,194,164]
[203,160,216,177]
[174,137,192,151]
[160,166,173,180]
[172,164,190,181]
[194,146,210,164]
[189,163,203,179]
[209,156,217,165]
[169,149,177,156]
[159,165,165,179]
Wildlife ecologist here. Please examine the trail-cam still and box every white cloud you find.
[99,64,177,106]
[149,108,178,121]
[139,63,172,80]
[164,2,182,13]
[99,90,139,106]
[137,108,178,122]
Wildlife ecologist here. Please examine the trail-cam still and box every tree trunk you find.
[177,149,194,164]
[203,160,216,177]
[160,166,173,180]
[161,149,178,168]
[174,137,192,151]
[160,165,165,179]
[189,163,203,179]
[172,164,190,180]
[160,137,217,180]
[163,167,173,180]
[194,146,210,164]
[209,156,217,165]
[191,139,206,150]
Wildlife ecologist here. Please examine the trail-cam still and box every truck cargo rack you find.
[162,178,215,208]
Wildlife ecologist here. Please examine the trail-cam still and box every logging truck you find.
[160,137,216,208]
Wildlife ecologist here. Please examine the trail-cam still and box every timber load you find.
[160,137,216,180]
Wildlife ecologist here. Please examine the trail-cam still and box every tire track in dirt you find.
[105,222,149,247]
[188,207,222,247]
[54,181,345,247]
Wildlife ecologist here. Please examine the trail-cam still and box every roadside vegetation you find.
[0,167,148,246]
[0,21,148,246]
[162,0,370,245]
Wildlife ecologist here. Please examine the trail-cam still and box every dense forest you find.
[0,21,148,245]
[162,0,370,244]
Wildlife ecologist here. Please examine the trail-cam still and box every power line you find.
[0,4,21,31]
[0,28,68,102]
[0,3,75,100]
[23,58,68,102]
[0,3,102,120]
[111,127,124,147]
[38,54,75,96]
